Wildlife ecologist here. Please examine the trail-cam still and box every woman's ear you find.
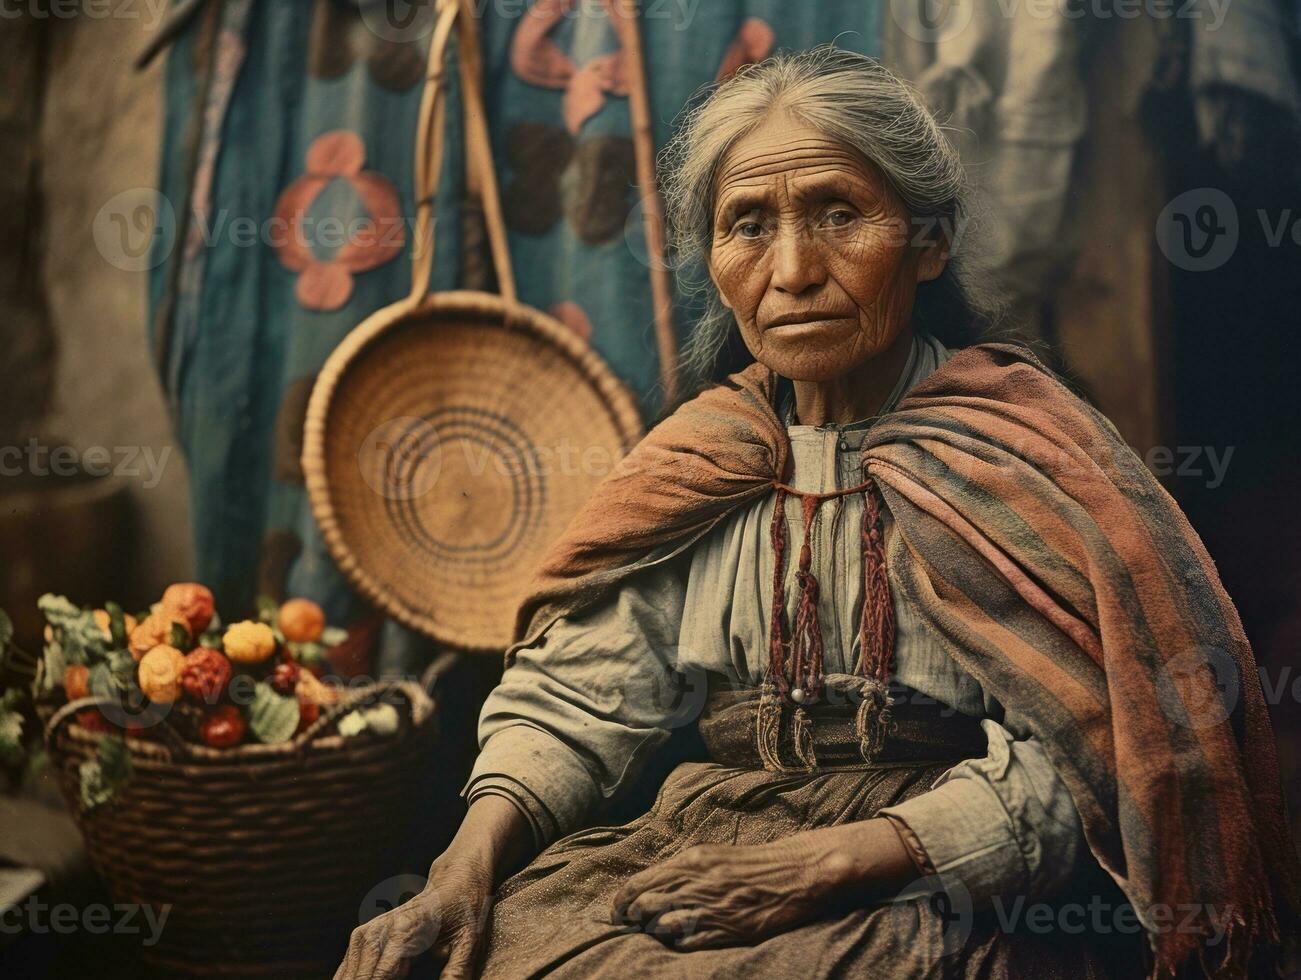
[915,224,952,284]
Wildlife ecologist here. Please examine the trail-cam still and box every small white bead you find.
[790,688,806,704]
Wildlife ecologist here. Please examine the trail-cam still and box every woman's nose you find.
[770,222,827,295]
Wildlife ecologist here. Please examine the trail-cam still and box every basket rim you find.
[43,679,434,769]
[301,290,645,652]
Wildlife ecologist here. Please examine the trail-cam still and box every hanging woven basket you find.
[302,0,647,651]
[304,292,642,651]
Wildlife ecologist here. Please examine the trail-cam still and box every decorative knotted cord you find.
[757,473,897,771]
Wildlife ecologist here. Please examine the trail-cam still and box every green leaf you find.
[169,622,194,652]
[0,702,25,768]
[39,595,107,666]
[38,643,66,693]
[104,602,128,648]
[247,682,299,744]
[78,736,132,810]
[255,596,279,626]
[291,641,325,667]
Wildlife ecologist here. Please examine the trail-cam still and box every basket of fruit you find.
[31,584,436,977]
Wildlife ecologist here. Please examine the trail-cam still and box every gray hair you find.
[659,45,1000,384]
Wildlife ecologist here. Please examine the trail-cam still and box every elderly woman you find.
[338,48,1295,979]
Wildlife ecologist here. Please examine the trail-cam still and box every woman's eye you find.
[737,220,764,239]
[823,209,855,228]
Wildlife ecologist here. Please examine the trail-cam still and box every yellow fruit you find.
[278,598,325,644]
[129,612,188,662]
[93,608,138,643]
[223,621,277,664]
[138,645,187,704]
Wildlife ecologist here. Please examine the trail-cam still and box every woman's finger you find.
[674,926,730,952]
[347,925,384,979]
[371,939,411,980]
[624,889,680,924]
[611,864,677,918]
[440,934,479,980]
[333,930,363,979]
[646,906,702,941]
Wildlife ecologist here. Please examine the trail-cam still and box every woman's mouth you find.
[763,312,856,337]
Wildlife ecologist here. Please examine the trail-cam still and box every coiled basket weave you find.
[41,679,435,977]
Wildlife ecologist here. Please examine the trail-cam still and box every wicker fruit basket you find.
[41,679,435,977]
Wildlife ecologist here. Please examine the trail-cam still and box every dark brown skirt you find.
[479,685,1143,979]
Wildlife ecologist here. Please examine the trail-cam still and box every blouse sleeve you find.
[462,558,689,849]
[877,712,1086,906]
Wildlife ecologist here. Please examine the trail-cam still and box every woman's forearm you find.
[440,794,539,885]
[803,818,920,905]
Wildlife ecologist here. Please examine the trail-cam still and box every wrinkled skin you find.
[610,821,916,950]
[710,113,948,424]
[335,796,527,980]
[335,116,945,978]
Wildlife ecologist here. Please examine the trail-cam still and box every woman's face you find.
[708,114,947,381]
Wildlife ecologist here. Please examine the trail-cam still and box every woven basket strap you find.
[410,0,517,306]
[456,0,517,304]
[409,0,461,304]
[607,0,678,404]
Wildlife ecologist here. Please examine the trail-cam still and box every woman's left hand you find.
[610,818,917,951]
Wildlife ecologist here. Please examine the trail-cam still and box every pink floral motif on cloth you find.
[272,130,404,312]
[549,300,593,342]
[715,17,776,81]
[510,0,630,135]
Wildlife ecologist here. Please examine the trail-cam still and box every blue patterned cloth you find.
[148,0,883,658]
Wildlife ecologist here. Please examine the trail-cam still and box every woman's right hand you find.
[334,795,535,979]
[335,853,494,979]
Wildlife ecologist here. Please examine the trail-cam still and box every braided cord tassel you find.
[856,477,896,761]
[758,488,791,771]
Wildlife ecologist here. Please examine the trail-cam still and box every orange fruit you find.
[278,598,325,644]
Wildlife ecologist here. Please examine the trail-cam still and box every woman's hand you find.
[335,858,492,979]
[335,795,535,979]
[610,818,917,951]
